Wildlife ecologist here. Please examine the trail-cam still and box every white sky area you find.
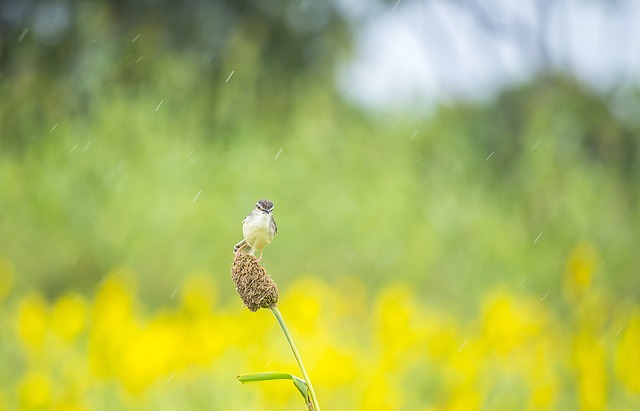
[337,0,640,112]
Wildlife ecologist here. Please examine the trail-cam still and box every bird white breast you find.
[243,212,274,250]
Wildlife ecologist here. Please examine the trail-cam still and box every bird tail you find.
[233,239,253,255]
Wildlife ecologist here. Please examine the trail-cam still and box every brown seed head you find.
[231,254,279,311]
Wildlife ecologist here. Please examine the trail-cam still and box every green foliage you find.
[1,12,639,313]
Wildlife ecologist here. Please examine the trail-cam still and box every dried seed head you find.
[231,254,279,311]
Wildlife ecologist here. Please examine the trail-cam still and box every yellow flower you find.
[50,292,87,343]
[279,277,330,336]
[180,271,217,316]
[313,346,358,388]
[573,331,607,411]
[480,290,543,355]
[18,371,53,410]
[361,373,403,411]
[444,338,482,396]
[91,270,135,330]
[616,311,640,392]
[526,340,558,410]
[420,310,459,361]
[17,292,48,352]
[564,242,598,301]
[373,284,420,355]
[179,308,239,369]
[88,272,136,378]
[117,318,180,394]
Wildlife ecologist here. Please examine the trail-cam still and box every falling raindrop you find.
[50,123,58,133]
[458,339,468,352]
[533,232,542,244]
[225,70,235,83]
[69,144,78,153]
[193,190,202,203]
[155,100,164,112]
[531,140,541,151]
[539,292,549,302]
[486,151,495,160]
[274,147,283,160]
[18,28,29,42]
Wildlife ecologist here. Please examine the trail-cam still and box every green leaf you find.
[290,375,309,400]
[237,372,296,383]
[237,372,309,402]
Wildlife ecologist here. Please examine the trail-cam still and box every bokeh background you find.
[1,0,640,409]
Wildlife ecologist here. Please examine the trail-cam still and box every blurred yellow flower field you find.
[1,245,639,410]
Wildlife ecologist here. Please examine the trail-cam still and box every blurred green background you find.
[1,0,640,410]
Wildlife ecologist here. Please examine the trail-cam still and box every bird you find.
[233,199,277,262]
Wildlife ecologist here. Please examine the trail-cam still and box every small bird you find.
[233,199,277,262]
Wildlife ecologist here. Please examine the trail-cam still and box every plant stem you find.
[271,306,321,411]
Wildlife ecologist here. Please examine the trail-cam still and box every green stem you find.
[271,306,321,411]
